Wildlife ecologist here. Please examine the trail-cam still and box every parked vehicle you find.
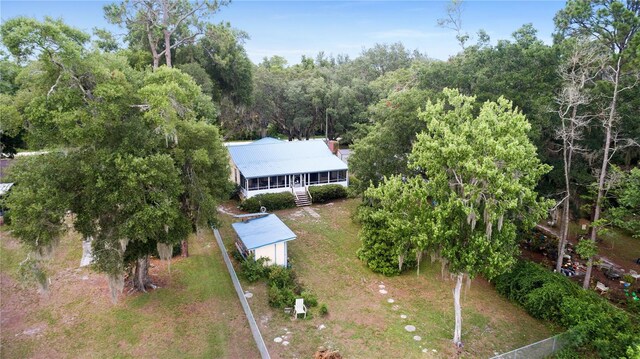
[603,267,622,280]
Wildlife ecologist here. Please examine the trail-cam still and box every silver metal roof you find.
[228,138,348,178]
[232,214,296,250]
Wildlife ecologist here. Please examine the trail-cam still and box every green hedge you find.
[239,192,296,212]
[309,184,347,203]
[494,261,640,358]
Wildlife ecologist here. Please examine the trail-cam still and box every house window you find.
[240,174,246,189]
[269,176,286,188]
[248,178,259,190]
[329,170,347,182]
[309,172,319,184]
[319,172,329,183]
[258,177,269,190]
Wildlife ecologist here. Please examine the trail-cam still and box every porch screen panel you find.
[248,178,258,190]
[309,172,319,184]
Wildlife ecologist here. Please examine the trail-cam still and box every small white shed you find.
[231,214,296,267]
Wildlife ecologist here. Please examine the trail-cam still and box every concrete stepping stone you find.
[318,324,326,330]
[400,314,407,319]
[413,335,422,341]
[244,292,253,298]
[274,337,283,343]
[282,341,289,346]
[404,325,416,332]
[422,348,428,353]
[387,298,395,303]
[378,284,386,289]
[379,289,387,294]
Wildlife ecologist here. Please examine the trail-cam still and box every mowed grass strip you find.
[219,199,558,358]
[0,228,259,359]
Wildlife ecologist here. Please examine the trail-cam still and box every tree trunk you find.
[164,30,172,68]
[556,203,571,272]
[453,273,464,346]
[133,255,150,292]
[180,239,189,257]
[583,57,621,289]
[146,21,160,70]
[162,0,172,68]
[556,105,576,273]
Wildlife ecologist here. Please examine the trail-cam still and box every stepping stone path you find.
[377,282,424,348]
[282,341,289,346]
[244,292,253,298]
[318,324,326,330]
[404,325,416,332]
[274,337,283,343]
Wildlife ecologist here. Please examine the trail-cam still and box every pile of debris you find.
[314,346,342,359]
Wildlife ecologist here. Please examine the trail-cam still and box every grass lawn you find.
[0,226,259,358]
[218,199,558,358]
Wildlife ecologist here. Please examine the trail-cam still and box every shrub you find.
[319,303,329,316]
[239,192,296,212]
[229,184,242,201]
[240,257,270,282]
[627,296,640,314]
[309,184,347,203]
[268,265,298,290]
[268,283,296,308]
[622,273,636,284]
[347,177,362,198]
[495,261,640,358]
[231,248,245,262]
[301,290,318,307]
[553,347,585,359]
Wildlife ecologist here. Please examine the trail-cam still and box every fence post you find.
[552,336,556,352]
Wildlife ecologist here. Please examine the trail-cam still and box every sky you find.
[0,0,567,65]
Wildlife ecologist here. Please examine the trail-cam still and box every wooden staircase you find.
[294,190,311,207]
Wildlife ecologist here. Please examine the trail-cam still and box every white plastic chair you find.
[294,298,307,319]
[595,281,609,294]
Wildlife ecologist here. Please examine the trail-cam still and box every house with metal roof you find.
[232,213,296,267]
[227,138,348,200]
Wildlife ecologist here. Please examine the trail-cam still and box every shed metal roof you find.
[231,214,296,250]
[228,138,348,178]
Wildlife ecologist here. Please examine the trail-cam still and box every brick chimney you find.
[328,140,339,155]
